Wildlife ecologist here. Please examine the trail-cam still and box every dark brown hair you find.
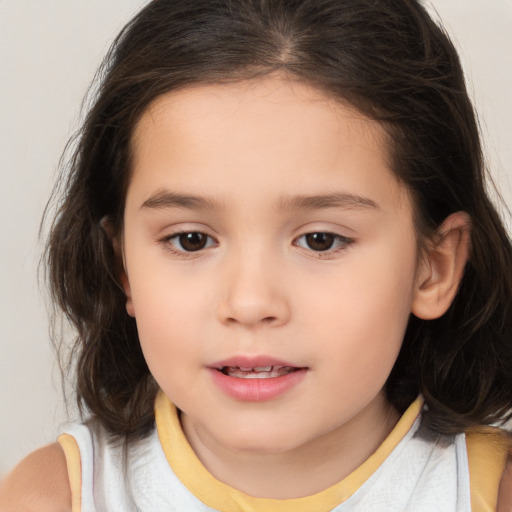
[45,0,512,439]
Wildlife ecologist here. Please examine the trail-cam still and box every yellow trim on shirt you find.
[155,390,423,512]
[57,433,82,512]
[466,427,512,512]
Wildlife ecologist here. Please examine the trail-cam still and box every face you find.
[122,77,422,459]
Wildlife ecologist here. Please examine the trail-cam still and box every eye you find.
[167,231,216,252]
[295,232,353,252]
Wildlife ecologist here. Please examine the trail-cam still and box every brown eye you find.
[305,232,335,251]
[170,232,213,252]
[295,232,353,253]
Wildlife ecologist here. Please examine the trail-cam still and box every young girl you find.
[2,0,512,510]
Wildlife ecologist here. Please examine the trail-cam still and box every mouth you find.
[209,357,308,401]
[217,365,301,379]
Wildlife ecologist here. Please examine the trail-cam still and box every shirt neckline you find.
[155,391,423,512]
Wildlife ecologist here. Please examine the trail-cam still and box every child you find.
[1,0,512,510]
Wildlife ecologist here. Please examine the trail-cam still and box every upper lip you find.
[209,355,304,370]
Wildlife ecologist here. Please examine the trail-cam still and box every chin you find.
[219,425,310,455]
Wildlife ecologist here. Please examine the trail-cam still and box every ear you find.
[100,216,135,317]
[411,211,471,320]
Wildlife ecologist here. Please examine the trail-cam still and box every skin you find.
[3,76,510,509]
[119,76,470,498]
[0,443,70,511]
[499,458,512,512]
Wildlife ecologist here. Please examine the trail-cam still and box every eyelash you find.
[160,230,217,259]
[160,230,354,259]
[294,232,354,258]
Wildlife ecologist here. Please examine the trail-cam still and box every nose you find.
[216,247,291,329]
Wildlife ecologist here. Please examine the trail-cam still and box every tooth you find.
[220,365,300,379]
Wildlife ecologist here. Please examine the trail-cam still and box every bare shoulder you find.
[0,443,71,512]
[498,453,512,512]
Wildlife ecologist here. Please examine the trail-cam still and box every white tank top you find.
[58,391,508,512]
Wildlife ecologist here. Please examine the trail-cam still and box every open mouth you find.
[210,360,307,400]
[218,366,301,379]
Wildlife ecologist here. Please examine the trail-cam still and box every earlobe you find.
[100,216,135,317]
[119,270,135,317]
[411,212,471,320]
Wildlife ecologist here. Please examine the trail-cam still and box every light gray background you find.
[1,1,511,476]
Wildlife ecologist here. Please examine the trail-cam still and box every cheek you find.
[128,248,207,323]
[127,269,205,368]
[309,248,415,330]
[133,293,204,401]
[305,244,417,380]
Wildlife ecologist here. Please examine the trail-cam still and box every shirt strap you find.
[58,433,82,512]
[466,427,512,512]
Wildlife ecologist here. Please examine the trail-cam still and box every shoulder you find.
[498,453,512,512]
[0,443,71,512]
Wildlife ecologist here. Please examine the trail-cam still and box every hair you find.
[45,0,512,441]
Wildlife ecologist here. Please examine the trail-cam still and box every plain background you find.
[1,0,511,476]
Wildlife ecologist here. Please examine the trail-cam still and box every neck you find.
[181,395,400,499]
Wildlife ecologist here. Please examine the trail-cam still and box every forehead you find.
[128,77,411,215]
[132,77,388,160]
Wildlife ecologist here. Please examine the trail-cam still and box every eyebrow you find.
[141,190,379,212]
[278,192,379,212]
[141,190,225,211]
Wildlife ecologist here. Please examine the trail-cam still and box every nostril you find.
[216,282,290,328]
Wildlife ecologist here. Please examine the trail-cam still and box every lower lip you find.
[209,368,307,402]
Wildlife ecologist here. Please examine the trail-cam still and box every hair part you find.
[45,0,512,439]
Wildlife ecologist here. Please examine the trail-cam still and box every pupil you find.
[180,232,207,251]
[306,233,334,251]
